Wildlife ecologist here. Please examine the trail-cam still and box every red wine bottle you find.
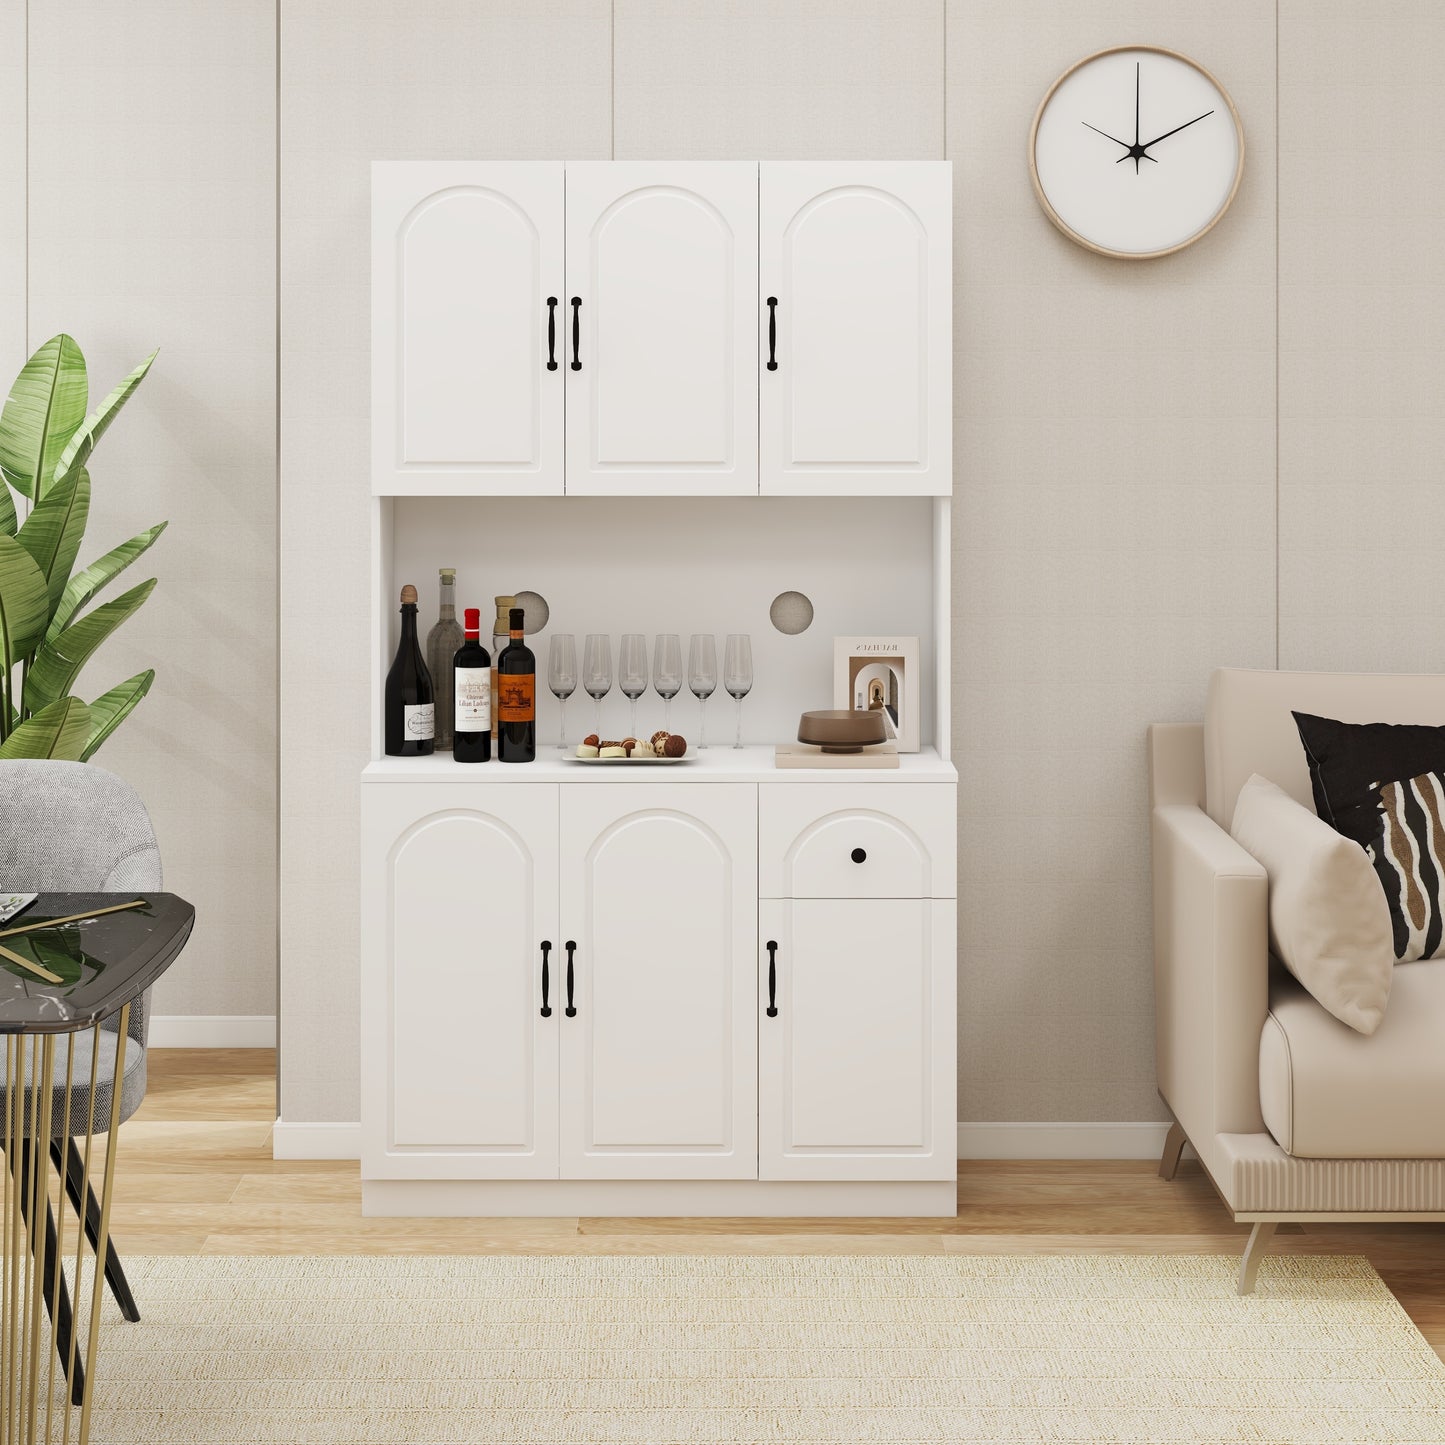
[496,607,536,763]
[385,584,434,756]
[453,608,492,763]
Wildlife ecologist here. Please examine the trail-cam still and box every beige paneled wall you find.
[279,1,613,1122]
[1278,1,1445,674]
[0,0,22,375]
[947,3,1277,1120]
[25,0,277,1022]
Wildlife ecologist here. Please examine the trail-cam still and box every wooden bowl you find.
[797,709,886,754]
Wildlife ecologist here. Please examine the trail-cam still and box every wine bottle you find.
[384,584,434,756]
[425,567,464,750]
[496,606,536,764]
[491,595,515,742]
[453,607,492,764]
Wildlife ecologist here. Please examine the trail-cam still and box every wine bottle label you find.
[455,671,491,731]
[403,703,435,740]
[497,674,535,723]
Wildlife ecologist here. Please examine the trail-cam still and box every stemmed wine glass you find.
[688,634,717,750]
[548,633,577,754]
[619,634,648,739]
[653,634,682,733]
[724,634,753,750]
[583,633,612,737]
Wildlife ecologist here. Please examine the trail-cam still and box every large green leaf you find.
[51,349,156,489]
[46,520,166,643]
[80,669,154,760]
[23,576,156,715]
[0,480,14,538]
[16,466,89,620]
[0,695,90,760]
[0,336,87,500]
[0,534,50,673]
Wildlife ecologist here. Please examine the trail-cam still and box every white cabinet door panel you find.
[566,163,758,495]
[560,783,757,1177]
[361,784,559,1178]
[372,162,564,495]
[760,163,951,496]
[759,898,956,1181]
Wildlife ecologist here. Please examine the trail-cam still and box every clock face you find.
[1031,47,1243,259]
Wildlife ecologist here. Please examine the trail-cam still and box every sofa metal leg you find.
[1157,1121,1186,1181]
[1236,1221,1277,1295]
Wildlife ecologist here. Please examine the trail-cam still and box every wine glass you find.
[653,634,682,733]
[724,633,753,750]
[619,634,648,738]
[687,634,717,750]
[549,633,577,753]
[583,633,612,737]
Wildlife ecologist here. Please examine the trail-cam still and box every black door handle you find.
[546,297,558,372]
[765,297,778,371]
[766,940,778,1018]
[569,297,582,371]
[564,940,577,1017]
[539,940,553,1017]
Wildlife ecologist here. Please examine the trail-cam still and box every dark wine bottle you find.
[384,584,434,756]
[496,606,536,764]
[453,607,492,764]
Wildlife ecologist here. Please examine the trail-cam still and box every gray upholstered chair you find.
[0,760,160,1391]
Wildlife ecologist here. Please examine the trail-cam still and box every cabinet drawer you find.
[759,783,955,898]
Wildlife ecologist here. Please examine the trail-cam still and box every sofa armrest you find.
[1152,802,1270,1178]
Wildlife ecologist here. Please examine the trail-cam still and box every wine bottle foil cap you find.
[399,584,418,605]
[438,567,456,580]
[509,607,525,629]
[494,595,516,607]
[464,607,481,629]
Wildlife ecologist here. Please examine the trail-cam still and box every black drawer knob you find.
[850,847,867,864]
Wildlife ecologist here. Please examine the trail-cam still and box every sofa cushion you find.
[1231,774,1393,1034]
[1260,960,1445,1158]
[1203,669,1445,829]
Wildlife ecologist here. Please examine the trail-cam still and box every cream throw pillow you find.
[1230,773,1394,1035]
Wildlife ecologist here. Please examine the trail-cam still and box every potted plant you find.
[0,335,166,760]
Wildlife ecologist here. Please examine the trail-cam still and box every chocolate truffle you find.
[662,733,687,758]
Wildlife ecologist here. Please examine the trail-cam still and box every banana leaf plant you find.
[0,335,165,761]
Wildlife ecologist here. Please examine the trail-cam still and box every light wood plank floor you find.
[111,1050,1445,1360]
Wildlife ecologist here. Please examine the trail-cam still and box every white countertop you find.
[363,744,956,784]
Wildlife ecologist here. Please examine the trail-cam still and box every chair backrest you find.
[0,760,162,1045]
[1204,668,1445,827]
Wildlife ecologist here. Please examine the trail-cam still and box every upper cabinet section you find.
[372,161,950,497]
[566,164,758,496]
[372,163,564,496]
[759,164,952,497]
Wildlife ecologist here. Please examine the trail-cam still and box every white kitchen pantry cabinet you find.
[371,160,951,497]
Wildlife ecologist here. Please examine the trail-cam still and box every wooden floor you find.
[111,1049,1445,1358]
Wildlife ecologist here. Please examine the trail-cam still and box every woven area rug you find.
[78,1254,1445,1443]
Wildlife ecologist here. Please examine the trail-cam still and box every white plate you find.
[0,893,37,924]
[566,751,694,764]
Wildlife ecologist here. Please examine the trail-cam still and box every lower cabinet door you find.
[559,784,757,1178]
[759,898,956,1181]
[361,783,560,1179]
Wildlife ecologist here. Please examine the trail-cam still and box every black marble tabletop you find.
[0,893,194,1034]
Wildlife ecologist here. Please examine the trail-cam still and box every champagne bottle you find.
[453,608,492,764]
[384,584,434,756]
[496,607,536,764]
[425,567,464,750]
[491,595,515,742]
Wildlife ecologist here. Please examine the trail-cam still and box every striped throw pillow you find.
[1370,770,1445,962]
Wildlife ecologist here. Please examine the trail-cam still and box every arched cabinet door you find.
[559,783,757,1177]
[372,162,564,494]
[361,783,559,1178]
[565,163,758,495]
[760,162,952,496]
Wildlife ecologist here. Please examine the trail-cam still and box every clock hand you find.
[1115,151,1158,164]
[1134,61,1140,146]
[1081,120,1130,149]
[1141,109,1214,149]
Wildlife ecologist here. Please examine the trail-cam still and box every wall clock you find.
[1029,46,1244,260]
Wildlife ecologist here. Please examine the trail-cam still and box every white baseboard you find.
[148,1015,276,1048]
[272,1119,362,1161]
[268,1120,1175,1166]
[957,1122,1175,1161]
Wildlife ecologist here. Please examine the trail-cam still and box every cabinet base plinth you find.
[361,1177,958,1218]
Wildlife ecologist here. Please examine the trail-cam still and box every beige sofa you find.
[1150,667,1445,1292]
